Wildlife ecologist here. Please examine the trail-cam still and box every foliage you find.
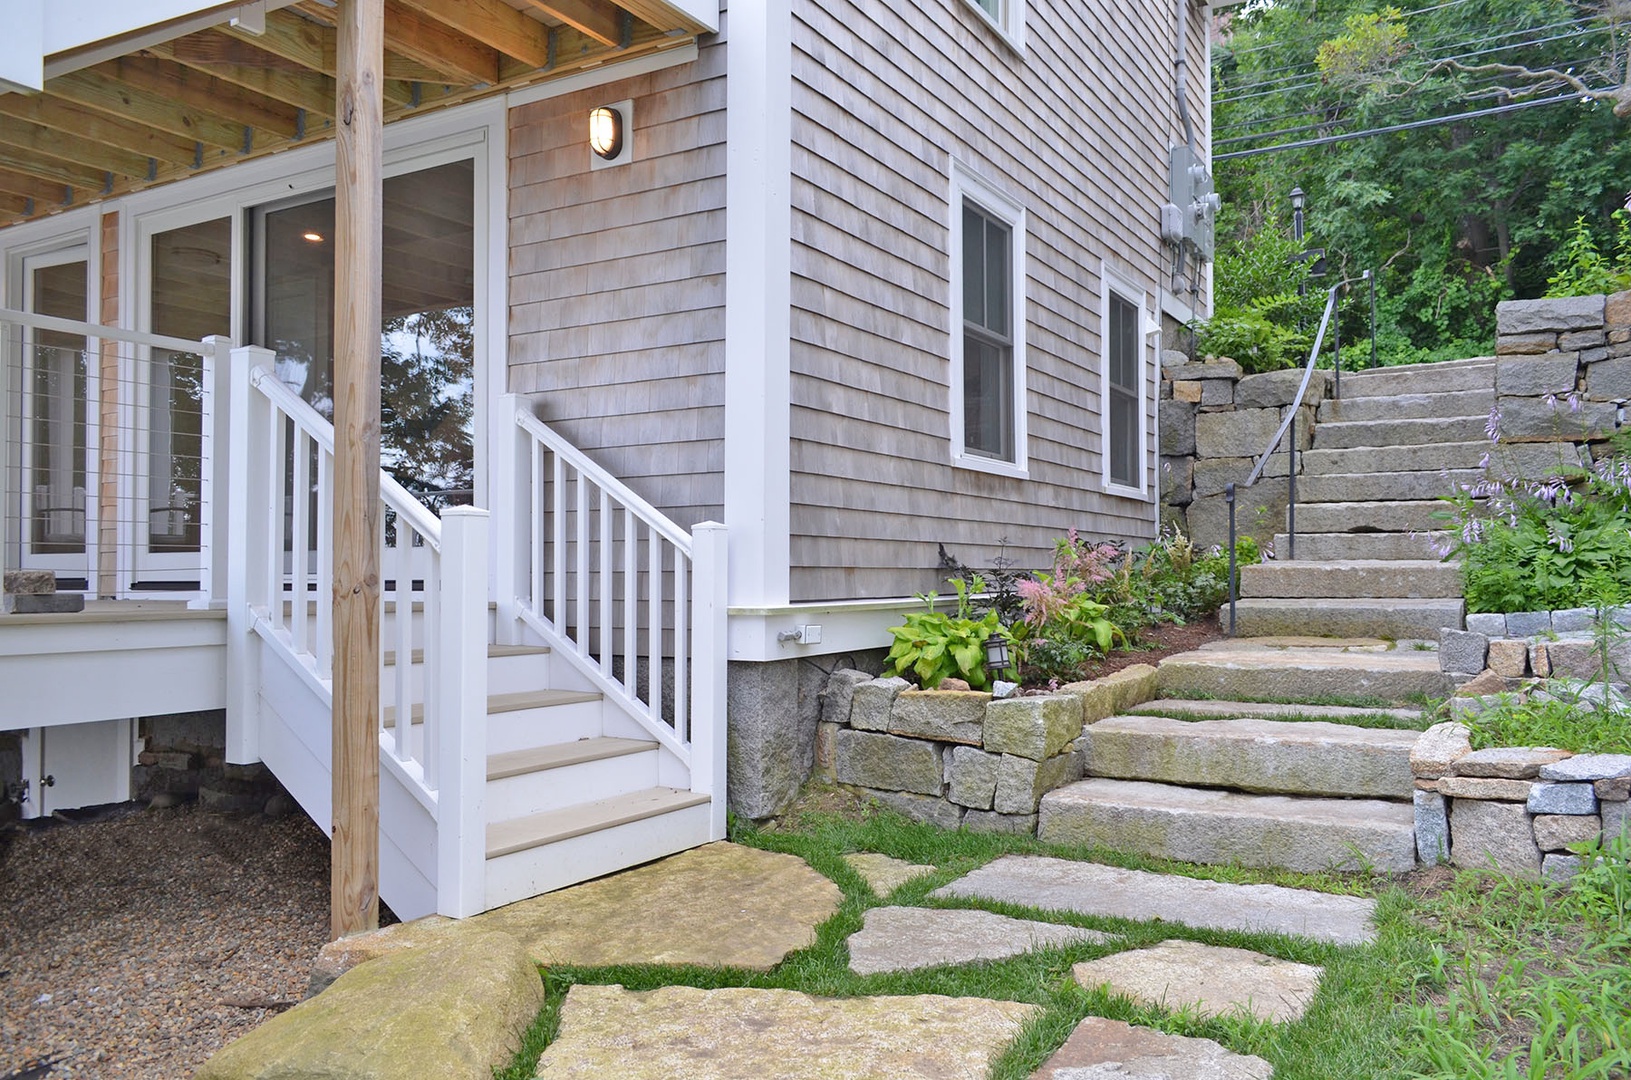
[1544,212,1631,298]
[1461,686,1631,755]
[1214,0,1631,366]
[379,305,475,503]
[883,581,1014,690]
[1194,214,1325,372]
[1440,431,1631,613]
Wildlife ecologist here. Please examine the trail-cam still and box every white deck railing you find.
[497,395,727,830]
[227,345,487,917]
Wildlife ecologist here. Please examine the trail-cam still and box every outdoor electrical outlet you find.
[799,625,822,644]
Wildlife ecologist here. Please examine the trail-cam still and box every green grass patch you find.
[1460,692,1631,755]
[1161,688,1405,711]
[1135,705,1433,731]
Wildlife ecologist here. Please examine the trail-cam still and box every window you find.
[1102,280,1147,494]
[950,166,1026,475]
[961,0,1026,49]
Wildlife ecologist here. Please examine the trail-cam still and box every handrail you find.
[249,365,442,549]
[0,306,212,357]
[1243,284,1341,487]
[514,406,692,554]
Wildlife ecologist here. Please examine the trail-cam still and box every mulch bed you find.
[1063,614,1226,683]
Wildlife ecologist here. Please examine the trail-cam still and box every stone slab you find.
[1084,714,1417,799]
[1527,782,1597,816]
[1440,629,1489,675]
[1487,638,1531,678]
[1157,642,1456,705]
[1411,722,1472,780]
[1061,664,1160,724]
[847,905,1109,975]
[1598,776,1631,801]
[1540,754,1631,783]
[1449,747,1571,779]
[1235,367,1331,409]
[1451,799,1541,877]
[820,669,873,726]
[1534,813,1601,852]
[1239,558,1463,600]
[1133,698,1424,725]
[842,853,935,897]
[835,729,944,795]
[1416,790,1450,863]
[859,788,967,829]
[1465,612,1506,636]
[534,984,1038,1080]
[1038,778,1416,874]
[1497,295,1605,334]
[1543,853,1585,882]
[197,930,544,1080]
[2,568,54,595]
[962,810,1038,835]
[933,855,1378,945]
[1071,939,1323,1024]
[473,843,841,970]
[1029,1016,1272,1080]
[1497,355,1580,397]
[995,751,1079,815]
[1438,775,1533,801]
[850,676,910,732]
[947,745,1001,809]
[984,694,1084,761]
[888,690,990,745]
[5,592,84,613]
[1605,800,1629,841]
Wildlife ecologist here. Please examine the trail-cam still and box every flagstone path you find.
[1030,1016,1273,1079]
[1071,939,1324,1023]
[933,854,1378,945]
[841,851,936,895]
[846,906,1112,975]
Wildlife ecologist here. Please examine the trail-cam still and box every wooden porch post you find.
[331,0,384,939]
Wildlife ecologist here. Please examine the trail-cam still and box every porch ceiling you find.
[0,0,707,228]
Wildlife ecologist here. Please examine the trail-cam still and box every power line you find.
[1214,89,1608,160]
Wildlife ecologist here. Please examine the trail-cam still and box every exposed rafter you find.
[523,0,626,49]
[396,0,555,68]
[150,33,338,118]
[381,1,502,86]
[0,115,153,180]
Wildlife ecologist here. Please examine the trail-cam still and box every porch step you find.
[1081,715,1419,799]
[1239,559,1461,599]
[1157,640,1456,704]
[383,643,552,701]
[1317,387,1494,424]
[1335,357,1494,398]
[381,688,600,729]
[1300,440,1578,478]
[1296,469,1479,504]
[1313,416,1490,449]
[1273,532,1449,561]
[1291,500,1457,534]
[483,787,713,909]
[1036,778,1417,874]
[382,643,552,666]
[1223,597,1464,639]
[485,736,660,821]
[1130,698,1425,725]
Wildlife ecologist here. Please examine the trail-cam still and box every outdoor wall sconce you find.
[589,105,624,160]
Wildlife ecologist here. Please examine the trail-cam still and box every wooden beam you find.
[224,9,414,107]
[0,192,29,217]
[0,93,198,166]
[151,32,338,118]
[0,115,154,180]
[0,149,108,192]
[0,168,72,205]
[48,70,248,151]
[331,0,384,940]
[613,0,711,35]
[522,0,624,49]
[396,0,555,66]
[100,57,303,141]
[382,0,502,85]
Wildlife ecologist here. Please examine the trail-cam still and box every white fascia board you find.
[655,0,719,34]
[33,0,302,83]
[728,596,952,663]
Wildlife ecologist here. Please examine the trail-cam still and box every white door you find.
[16,249,93,589]
[19,720,133,818]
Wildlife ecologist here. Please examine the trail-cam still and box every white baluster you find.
[575,472,589,660]
[690,522,728,839]
[599,488,612,677]
[316,450,333,680]
[623,510,637,701]
[648,532,663,725]
[291,429,310,658]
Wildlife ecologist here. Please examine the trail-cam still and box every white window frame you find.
[949,162,1027,480]
[1100,265,1152,500]
[960,0,1027,52]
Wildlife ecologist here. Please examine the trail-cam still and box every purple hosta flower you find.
[1545,393,1558,410]
[1486,405,1501,442]
[1568,392,1582,414]
[1429,533,1456,558]
[1460,518,1486,546]
[1479,452,1491,471]
[1547,523,1574,554]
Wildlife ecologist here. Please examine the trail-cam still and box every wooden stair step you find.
[383,643,551,666]
[487,736,656,781]
[486,787,709,859]
[383,688,602,728]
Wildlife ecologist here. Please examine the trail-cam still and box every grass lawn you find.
[497,794,1631,1080]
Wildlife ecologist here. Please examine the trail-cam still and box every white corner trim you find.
[723,2,791,609]
[506,42,700,108]
[949,160,1028,474]
[1100,262,1154,501]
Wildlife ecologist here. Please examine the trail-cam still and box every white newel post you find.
[689,522,729,840]
[492,394,526,646]
[436,505,489,918]
[225,346,276,764]
[193,335,233,610]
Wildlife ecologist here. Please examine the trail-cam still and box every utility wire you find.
[1214,89,1608,160]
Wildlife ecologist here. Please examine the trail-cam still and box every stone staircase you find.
[1038,639,1447,874]
[1230,356,1504,639]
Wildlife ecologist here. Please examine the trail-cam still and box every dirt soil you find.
[0,802,332,1080]
[1065,614,1225,683]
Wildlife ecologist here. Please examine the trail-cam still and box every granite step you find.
[1300,440,1579,478]
[1130,697,1425,725]
[1313,416,1490,449]
[1297,469,1479,504]
[1290,500,1459,535]
[1335,356,1494,399]
[1038,778,1417,873]
[1317,387,1494,424]
[1224,597,1464,639]
[1239,559,1462,600]
[1083,714,1417,799]
[1273,531,1450,561]
[1158,639,1457,703]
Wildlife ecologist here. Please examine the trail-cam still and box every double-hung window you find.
[1102,280,1147,494]
[962,0,1027,49]
[951,166,1026,475]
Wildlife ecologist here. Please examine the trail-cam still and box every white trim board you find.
[507,43,699,108]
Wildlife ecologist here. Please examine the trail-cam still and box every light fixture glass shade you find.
[1289,186,1306,212]
[589,106,623,160]
[983,632,1011,675]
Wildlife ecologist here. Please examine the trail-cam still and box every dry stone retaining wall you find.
[816,666,1159,833]
[1494,291,1631,451]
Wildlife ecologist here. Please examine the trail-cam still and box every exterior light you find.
[983,632,1011,677]
[302,231,324,243]
[589,106,623,160]
[1289,186,1305,213]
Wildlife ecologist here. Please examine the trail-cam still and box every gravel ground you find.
[0,803,331,1079]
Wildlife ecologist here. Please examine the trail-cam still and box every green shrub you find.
[1544,212,1631,299]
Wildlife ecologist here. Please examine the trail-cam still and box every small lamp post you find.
[983,631,1011,680]
[1290,185,1306,243]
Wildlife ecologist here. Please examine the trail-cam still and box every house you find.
[0,0,1214,921]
